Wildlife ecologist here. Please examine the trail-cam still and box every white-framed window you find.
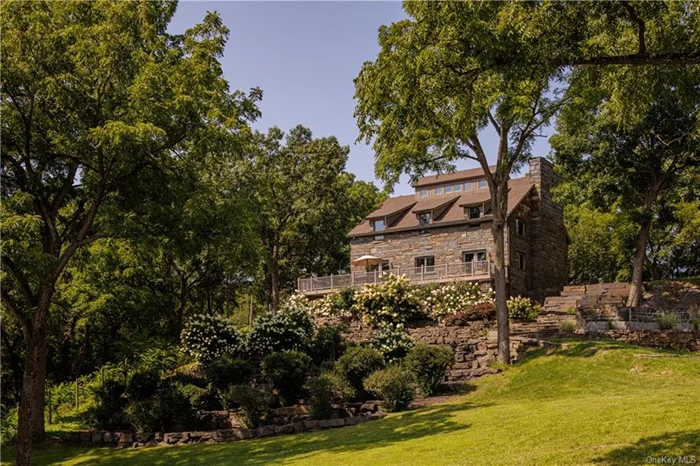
[420,189,428,197]
[479,179,487,189]
[435,186,444,195]
[515,218,525,237]
[517,251,526,270]
[463,250,487,263]
[415,255,435,272]
[372,219,385,232]
[445,184,462,193]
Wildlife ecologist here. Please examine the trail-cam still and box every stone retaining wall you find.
[61,411,386,449]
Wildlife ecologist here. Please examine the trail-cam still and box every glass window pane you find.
[374,219,385,232]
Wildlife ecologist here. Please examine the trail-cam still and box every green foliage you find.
[307,371,355,420]
[363,366,414,412]
[181,314,243,363]
[261,351,312,406]
[126,371,160,401]
[335,346,386,393]
[247,310,314,355]
[203,357,253,391]
[218,385,271,428]
[1,404,18,447]
[404,345,455,396]
[507,297,541,322]
[559,320,577,334]
[658,313,678,331]
[368,324,415,363]
[353,274,423,327]
[83,380,128,431]
[311,323,349,364]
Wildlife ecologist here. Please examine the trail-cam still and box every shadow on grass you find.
[517,340,642,365]
[31,401,485,466]
[593,430,700,465]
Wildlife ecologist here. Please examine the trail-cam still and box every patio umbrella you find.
[352,255,384,272]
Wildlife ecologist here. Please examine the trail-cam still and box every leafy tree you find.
[0,2,259,464]
[552,68,699,305]
[247,125,383,313]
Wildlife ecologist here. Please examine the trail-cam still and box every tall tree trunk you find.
[627,215,652,307]
[492,186,510,364]
[16,296,50,466]
[270,230,281,314]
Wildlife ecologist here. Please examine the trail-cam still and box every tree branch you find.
[620,1,646,55]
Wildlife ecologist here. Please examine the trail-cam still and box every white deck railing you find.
[297,261,491,293]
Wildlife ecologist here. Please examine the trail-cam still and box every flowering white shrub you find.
[368,324,415,363]
[308,289,354,318]
[507,296,541,321]
[353,274,422,327]
[423,282,494,321]
[246,310,314,355]
[281,291,311,314]
[180,314,242,362]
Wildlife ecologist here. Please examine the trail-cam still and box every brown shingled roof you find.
[348,176,535,238]
[414,165,496,188]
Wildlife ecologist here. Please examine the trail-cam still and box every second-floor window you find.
[515,218,525,237]
[435,186,443,195]
[372,219,385,232]
[415,256,435,271]
[517,251,526,270]
[463,250,487,263]
[420,189,428,197]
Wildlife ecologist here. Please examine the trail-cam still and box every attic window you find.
[465,205,482,220]
[515,218,525,237]
[372,219,385,232]
[479,179,487,189]
[418,212,432,226]
[420,189,428,197]
[445,184,462,193]
[435,186,444,195]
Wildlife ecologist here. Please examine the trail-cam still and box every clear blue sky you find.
[169,1,553,195]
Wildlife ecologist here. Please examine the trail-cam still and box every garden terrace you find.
[297,261,491,295]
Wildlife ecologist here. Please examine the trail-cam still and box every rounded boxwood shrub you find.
[203,357,253,391]
[181,313,242,362]
[363,365,415,412]
[335,346,385,392]
[404,344,455,396]
[311,322,349,364]
[247,310,314,355]
[307,371,355,420]
[261,351,312,405]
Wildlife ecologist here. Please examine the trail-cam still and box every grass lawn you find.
[14,341,700,465]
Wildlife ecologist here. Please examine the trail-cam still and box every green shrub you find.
[507,296,541,322]
[124,382,200,433]
[181,313,243,362]
[126,371,160,401]
[203,357,253,391]
[261,351,312,405]
[353,274,423,327]
[170,381,213,411]
[218,384,271,428]
[312,323,349,364]
[83,379,128,430]
[658,313,678,330]
[309,289,356,318]
[566,306,577,315]
[335,346,385,392]
[247,310,314,355]
[368,324,414,363]
[363,366,414,412]
[404,344,454,396]
[307,371,355,420]
[559,319,577,333]
[0,405,18,447]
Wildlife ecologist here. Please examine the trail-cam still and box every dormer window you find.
[445,184,462,193]
[420,189,428,197]
[418,212,432,226]
[372,219,385,232]
[466,205,482,220]
[515,218,525,237]
[479,179,487,189]
[435,186,443,195]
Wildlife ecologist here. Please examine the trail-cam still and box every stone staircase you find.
[542,283,630,315]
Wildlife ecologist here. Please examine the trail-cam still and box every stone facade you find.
[349,157,569,300]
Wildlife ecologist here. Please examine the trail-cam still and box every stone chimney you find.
[527,157,568,301]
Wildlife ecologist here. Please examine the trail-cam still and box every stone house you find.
[298,158,568,301]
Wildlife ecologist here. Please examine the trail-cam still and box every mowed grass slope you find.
[24,341,700,465]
